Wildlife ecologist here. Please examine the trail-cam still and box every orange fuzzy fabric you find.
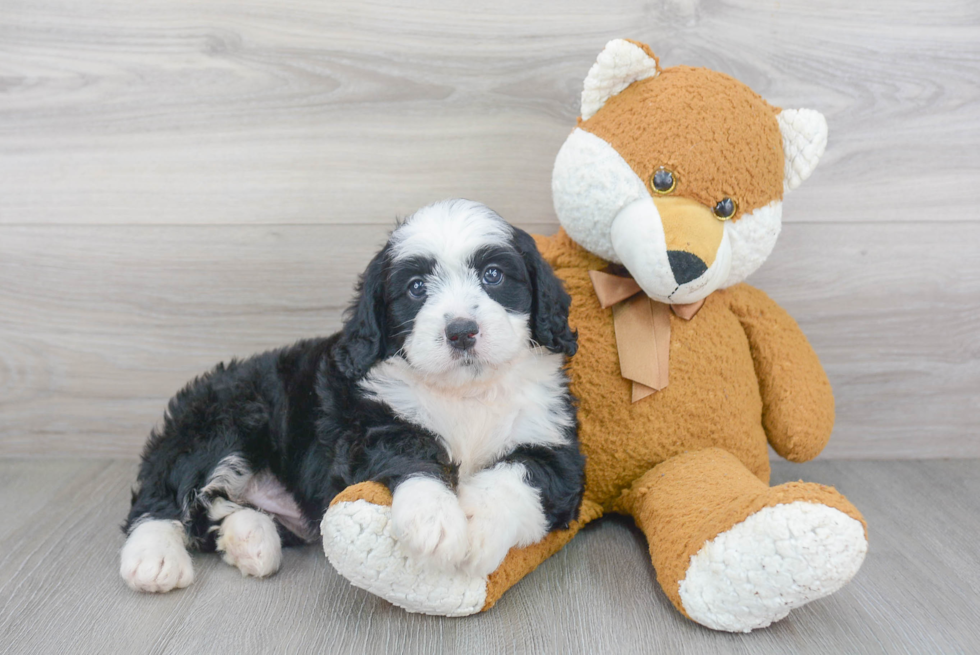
[533,229,836,509]
[618,448,866,618]
[481,499,604,611]
[329,481,392,508]
[580,65,784,221]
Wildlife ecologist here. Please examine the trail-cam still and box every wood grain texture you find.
[1,0,979,459]
[0,458,977,653]
[0,0,978,225]
[2,222,978,458]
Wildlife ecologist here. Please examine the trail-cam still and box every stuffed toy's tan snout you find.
[552,38,830,305]
[610,195,730,303]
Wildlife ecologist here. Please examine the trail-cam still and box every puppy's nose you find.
[667,250,708,285]
[445,318,479,351]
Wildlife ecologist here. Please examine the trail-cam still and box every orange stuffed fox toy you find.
[321,39,867,632]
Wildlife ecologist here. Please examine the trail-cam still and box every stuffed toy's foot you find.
[621,448,868,633]
[678,499,867,632]
[321,482,602,616]
[320,482,487,616]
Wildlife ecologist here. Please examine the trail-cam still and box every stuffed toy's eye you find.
[650,168,676,195]
[713,198,737,220]
[482,266,503,286]
[408,278,426,299]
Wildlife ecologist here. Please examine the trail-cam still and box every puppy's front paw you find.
[390,477,468,570]
[458,463,549,576]
[120,519,194,593]
[461,509,516,577]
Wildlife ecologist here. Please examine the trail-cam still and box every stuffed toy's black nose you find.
[667,250,708,285]
[446,318,479,351]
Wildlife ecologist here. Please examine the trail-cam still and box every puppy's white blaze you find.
[390,475,469,569]
[391,199,512,266]
[361,348,571,477]
[216,507,283,578]
[120,518,194,593]
[458,462,548,576]
[403,266,528,382]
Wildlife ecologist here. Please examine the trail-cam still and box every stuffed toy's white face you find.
[552,39,827,305]
[553,128,787,304]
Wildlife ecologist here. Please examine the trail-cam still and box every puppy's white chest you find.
[426,393,518,474]
[360,354,570,477]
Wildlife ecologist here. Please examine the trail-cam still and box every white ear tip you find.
[779,108,828,192]
[580,39,659,121]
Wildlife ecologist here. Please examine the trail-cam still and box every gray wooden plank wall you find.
[1,0,978,458]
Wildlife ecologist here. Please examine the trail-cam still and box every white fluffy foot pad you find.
[216,508,282,578]
[120,519,195,593]
[321,500,488,616]
[679,501,868,632]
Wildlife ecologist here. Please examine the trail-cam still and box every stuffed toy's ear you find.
[581,39,660,121]
[512,227,578,357]
[778,108,828,192]
[334,245,390,379]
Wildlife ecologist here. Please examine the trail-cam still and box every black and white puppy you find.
[120,199,585,593]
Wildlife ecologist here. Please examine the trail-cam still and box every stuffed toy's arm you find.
[725,284,835,462]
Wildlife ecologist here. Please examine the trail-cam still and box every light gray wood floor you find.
[0,458,976,654]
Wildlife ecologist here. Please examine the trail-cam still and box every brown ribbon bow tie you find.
[588,269,704,402]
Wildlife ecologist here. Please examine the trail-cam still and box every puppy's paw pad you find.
[120,520,194,593]
[216,509,282,578]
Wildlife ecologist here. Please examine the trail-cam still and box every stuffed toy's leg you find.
[321,481,602,616]
[618,448,868,633]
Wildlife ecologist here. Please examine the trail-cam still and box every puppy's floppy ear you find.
[512,227,578,357]
[334,244,390,379]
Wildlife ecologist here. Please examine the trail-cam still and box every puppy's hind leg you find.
[121,451,252,592]
[211,499,282,578]
[120,517,195,593]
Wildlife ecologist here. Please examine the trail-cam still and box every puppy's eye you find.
[407,278,426,299]
[713,197,737,220]
[482,266,503,286]
[650,167,676,195]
